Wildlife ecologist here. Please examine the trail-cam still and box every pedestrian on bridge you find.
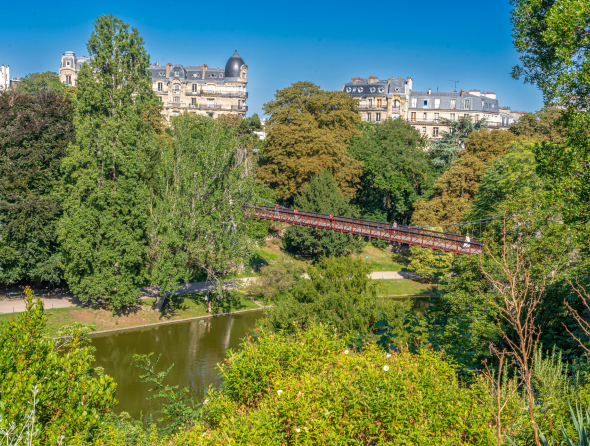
[463,232,471,249]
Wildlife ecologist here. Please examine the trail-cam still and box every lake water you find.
[91,310,264,419]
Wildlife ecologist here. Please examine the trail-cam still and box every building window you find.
[367,113,371,122]
[434,98,440,109]
[377,99,382,108]
[464,114,469,119]
[368,99,372,107]
[422,113,427,120]
[394,99,400,109]
[207,112,214,117]
[450,113,455,120]
[157,82,162,92]
[475,114,479,122]
[159,97,162,102]
[411,98,417,108]
[434,113,439,122]
[173,96,180,103]
[423,99,428,108]
[207,98,215,108]
[208,84,216,93]
[191,98,196,106]
[192,84,198,92]
[174,70,179,77]
[65,75,71,85]
[66,61,70,66]
[433,127,439,137]
[376,113,381,122]
[450,99,456,109]
[173,84,180,93]
[465,100,471,110]
[410,112,416,122]
[422,127,426,133]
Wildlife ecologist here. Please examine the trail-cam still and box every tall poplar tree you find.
[58,15,160,309]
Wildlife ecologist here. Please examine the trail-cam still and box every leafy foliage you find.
[178,324,496,444]
[16,72,66,96]
[407,245,454,281]
[246,257,303,303]
[509,106,566,143]
[258,82,363,199]
[263,256,409,337]
[349,118,436,224]
[58,15,161,309]
[0,287,117,444]
[283,170,364,258]
[428,116,488,168]
[147,114,256,310]
[0,90,74,284]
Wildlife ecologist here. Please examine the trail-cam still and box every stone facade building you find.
[59,51,91,87]
[148,50,248,121]
[342,77,502,138]
[58,49,248,121]
[0,64,10,91]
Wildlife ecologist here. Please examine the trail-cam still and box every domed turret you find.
[224,49,245,79]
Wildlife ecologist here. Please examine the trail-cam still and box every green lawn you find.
[354,245,410,272]
[0,291,261,338]
[374,279,437,296]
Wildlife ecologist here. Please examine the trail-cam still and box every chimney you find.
[437,87,439,92]
[165,63,172,77]
[203,64,207,78]
[154,61,159,67]
[428,88,431,95]
[368,76,379,84]
[406,77,413,92]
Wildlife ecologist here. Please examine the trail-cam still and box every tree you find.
[0,287,117,443]
[58,15,161,309]
[16,72,66,96]
[237,113,263,134]
[258,82,363,200]
[407,226,454,281]
[0,90,74,284]
[509,107,566,143]
[148,114,257,310]
[511,0,590,224]
[349,119,436,224]
[428,116,488,168]
[411,131,524,225]
[217,113,242,128]
[283,170,363,258]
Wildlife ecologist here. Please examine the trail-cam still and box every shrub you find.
[168,324,495,444]
[0,287,117,444]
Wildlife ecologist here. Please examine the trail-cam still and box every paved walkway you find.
[0,272,416,314]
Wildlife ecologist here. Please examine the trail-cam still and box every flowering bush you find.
[167,324,495,445]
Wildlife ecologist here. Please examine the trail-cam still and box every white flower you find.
[344,350,349,355]
[201,432,206,437]
[383,365,390,371]
[203,399,209,404]
[295,428,301,433]
[304,427,308,432]
[297,391,303,398]
[277,390,283,396]
[325,410,329,416]
[386,353,391,358]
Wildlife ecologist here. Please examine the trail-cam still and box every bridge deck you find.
[246,205,483,255]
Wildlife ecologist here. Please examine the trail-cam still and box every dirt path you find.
[0,273,415,314]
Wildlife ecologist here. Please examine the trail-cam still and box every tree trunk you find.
[152,294,167,312]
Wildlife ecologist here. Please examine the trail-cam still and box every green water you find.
[91,310,264,419]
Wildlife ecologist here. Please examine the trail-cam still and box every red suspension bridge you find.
[246,205,483,255]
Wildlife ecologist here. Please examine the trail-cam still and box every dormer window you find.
[174,71,179,77]
[66,61,70,66]
[209,73,217,78]
[158,71,165,76]
[173,84,180,93]
[220,74,223,78]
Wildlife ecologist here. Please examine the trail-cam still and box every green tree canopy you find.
[16,71,66,96]
[509,107,566,142]
[428,116,488,169]
[0,90,74,284]
[411,131,525,225]
[349,118,435,224]
[258,82,363,200]
[58,15,161,309]
[283,170,363,258]
[148,114,257,310]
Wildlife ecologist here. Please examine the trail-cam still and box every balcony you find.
[185,91,248,98]
[358,104,387,110]
[170,104,248,112]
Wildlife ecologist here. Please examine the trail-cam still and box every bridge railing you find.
[245,205,483,255]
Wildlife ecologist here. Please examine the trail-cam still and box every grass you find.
[374,279,437,296]
[353,245,410,272]
[0,291,261,338]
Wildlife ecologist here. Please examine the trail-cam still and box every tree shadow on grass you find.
[211,290,248,314]
[160,293,195,319]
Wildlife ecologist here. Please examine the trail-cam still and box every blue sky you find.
[0,0,543,117]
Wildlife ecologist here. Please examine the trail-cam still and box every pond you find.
[91,310,264,419]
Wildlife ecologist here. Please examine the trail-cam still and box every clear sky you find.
[1,0,543,117]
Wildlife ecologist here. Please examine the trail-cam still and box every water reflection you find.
[91,310,263,419]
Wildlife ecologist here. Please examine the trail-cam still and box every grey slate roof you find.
[342,77,409,98]
[409,90,499,112]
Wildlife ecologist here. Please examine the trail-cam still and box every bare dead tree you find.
[564,279,590,356]
[478,346,521,446]
[477,221,548,446]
